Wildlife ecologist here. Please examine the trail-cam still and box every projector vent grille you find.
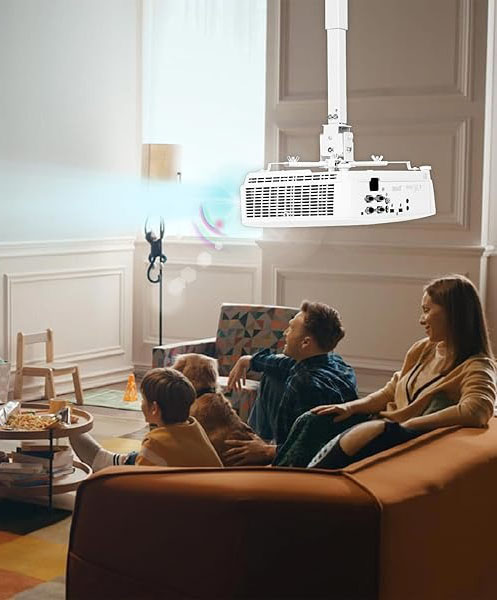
[247,172,337,184]
[244,182,335,219]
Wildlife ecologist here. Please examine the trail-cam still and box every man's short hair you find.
[140,367,196,424]
[300,300,345,352]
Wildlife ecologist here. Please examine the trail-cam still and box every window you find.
[142,0,267,239]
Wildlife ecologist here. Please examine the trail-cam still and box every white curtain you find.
[142,0,267,186]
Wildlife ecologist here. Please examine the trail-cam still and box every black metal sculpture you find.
[145,217,167,345]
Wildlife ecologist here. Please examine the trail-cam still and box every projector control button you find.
[365,206,375,214]
[376,206,385,213]
[365,195,375,203]
[375,195,385,202]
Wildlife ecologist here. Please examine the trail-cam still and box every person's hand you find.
[378,411,403,423]
[227,355,252,392]
[400,417,425,431]
[224,438,276,465]
[310,403,354,422]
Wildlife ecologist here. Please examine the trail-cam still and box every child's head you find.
[140,367,196,425]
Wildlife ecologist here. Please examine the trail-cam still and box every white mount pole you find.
[326,0,348,124]
[320,0,354,166]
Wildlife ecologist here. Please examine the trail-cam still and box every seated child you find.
[70,367,223,471]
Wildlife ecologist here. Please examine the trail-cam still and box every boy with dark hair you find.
[224,300,357,465]
[70,368,222,471]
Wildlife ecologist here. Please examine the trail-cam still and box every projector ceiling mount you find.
[240,0,436,227]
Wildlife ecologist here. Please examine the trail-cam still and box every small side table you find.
[0,403,94,509]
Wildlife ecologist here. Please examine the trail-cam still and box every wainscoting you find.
[258,239,489,394]
[1,236,494,400]
[0,238,135,399]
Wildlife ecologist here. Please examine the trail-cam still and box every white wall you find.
[0,0,264,394]
[0,0,141,394]
[0,0,140,174]
[0,0,142,243]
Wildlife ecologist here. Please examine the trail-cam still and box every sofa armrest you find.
[152,337,216,367]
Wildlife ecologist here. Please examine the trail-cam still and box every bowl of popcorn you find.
[3,412,59,431]
[0,402,60,431]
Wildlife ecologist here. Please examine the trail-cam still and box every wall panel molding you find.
[274,267,428,303]
[0,238,133,398]
[4,267,126,363]
[257,239,486,257]
[350,0,472,99]
[276,0,472,103]
[162,260,260,275]
[0,237,135,258]
[274,268,430,368]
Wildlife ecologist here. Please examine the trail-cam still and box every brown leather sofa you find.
[66,420,497,600]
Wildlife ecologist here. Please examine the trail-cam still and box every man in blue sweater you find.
[225,300,358,465]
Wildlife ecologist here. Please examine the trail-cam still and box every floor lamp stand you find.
[145,218,167,346]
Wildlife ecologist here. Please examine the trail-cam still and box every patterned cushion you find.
[215,304,299,376]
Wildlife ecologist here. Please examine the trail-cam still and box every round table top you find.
[0,402,93,440]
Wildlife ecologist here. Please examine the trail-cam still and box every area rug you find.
[0,500,71,599]
[0,500,70,535]
[0,401,144,599]
[69,388,142,411]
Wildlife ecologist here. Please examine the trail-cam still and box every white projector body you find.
[241,166,435,227]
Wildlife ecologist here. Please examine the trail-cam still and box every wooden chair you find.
[13,329,84,404]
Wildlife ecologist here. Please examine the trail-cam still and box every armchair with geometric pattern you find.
[152,303,299,421]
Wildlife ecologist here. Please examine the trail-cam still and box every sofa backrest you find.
[67,466,380,600]
[215,303,299,376]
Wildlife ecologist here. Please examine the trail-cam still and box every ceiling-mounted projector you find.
[240,0,436,227]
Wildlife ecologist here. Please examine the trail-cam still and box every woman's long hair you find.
[424,274,494,368]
